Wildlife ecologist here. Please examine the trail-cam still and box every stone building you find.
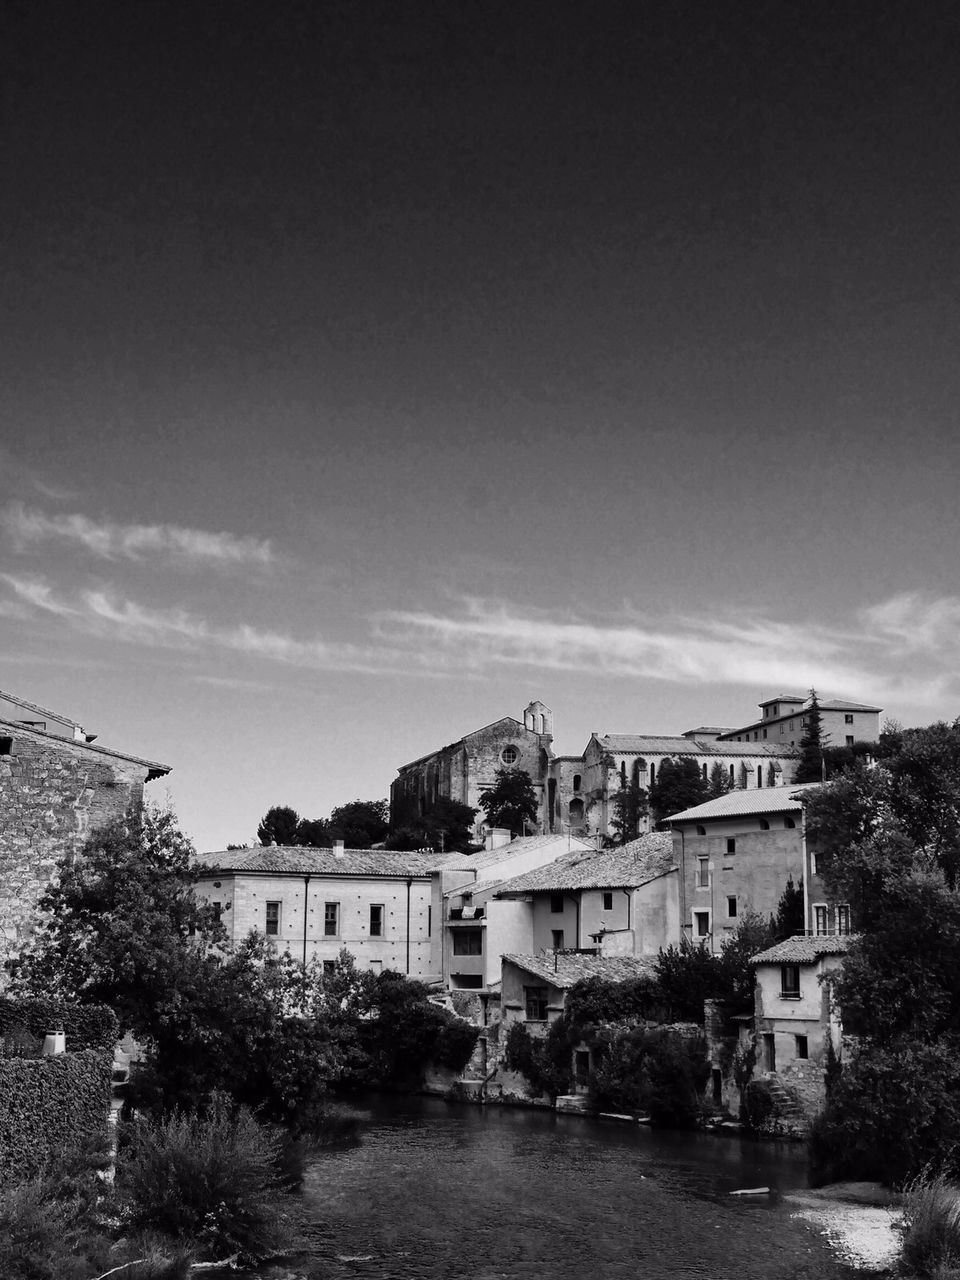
[665,784,852,949]
[0,690,171,977]
[391,700,555,840]
[716,694,881,749]
[193,843,451,978]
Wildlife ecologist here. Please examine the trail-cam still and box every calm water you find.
[260,1095,853,1280]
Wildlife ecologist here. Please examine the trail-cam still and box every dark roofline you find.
[195,865,435,880]
[0,717,171,779]
[0,688,82,728]
[395,715,529,772]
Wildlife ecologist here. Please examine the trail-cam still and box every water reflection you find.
[257,1096,849,1280]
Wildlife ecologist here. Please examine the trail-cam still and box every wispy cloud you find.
[1,502,275,569]
[0,573,82,617]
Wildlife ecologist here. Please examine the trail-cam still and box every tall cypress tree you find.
[794,688,825,783]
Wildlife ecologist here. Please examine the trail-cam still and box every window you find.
[759,818,770,830]
[370,904,384,937]
[569,798,584,823]
[572,773,582,792]
[693,910,710,938]
[453,928,483,955]
[323,960,336,976]
[811,850,819,876]
[428,905,432,936]
[649,763,655,786]
[697,857,709,888]
[500,745,518,765]
[762,728,767,739]
[324,901,339,937]
[795,1035,808,1060]
[846,735,854,746]
[814,904,828,936]
[727,895,737,919]
[780,964,801,998]
[211,901,222,922]
[696,824,706,835]
[789,719,795,730]
[702,763,708,780]
[754,731,759,741]
[525,986,548,1021]
[844,713,854,725]
[729,764,735,782]
[757,766,763,788]
[550,893,564,914]
[836,904,851,935]
[602,892,613,911]
[0,737,12,755]
[726,837,736,854]
[552,929,565,950]
[779,723,784,734]
[265,901,280,936]
[784,816,796,829]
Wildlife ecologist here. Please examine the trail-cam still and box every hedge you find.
[0,1050,113,1186]
[0,998,119,1052]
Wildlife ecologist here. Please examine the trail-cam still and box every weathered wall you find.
[634,872,680,955]
[194,872,435,977]
[0,731,149,978]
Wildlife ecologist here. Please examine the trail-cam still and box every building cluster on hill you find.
[0,684,881,1132]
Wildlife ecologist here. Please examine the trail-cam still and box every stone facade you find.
[0,714,170,978]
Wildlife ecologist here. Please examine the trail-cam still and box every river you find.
[254,1095,867,1280]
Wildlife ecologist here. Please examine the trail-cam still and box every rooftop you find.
[442,833,593,873]
[503,952,656,987]
[0,716,170,779]
[666,783,822,823]
[495,832,675,895]
[195,846,457,876]
[751,934,855,964]
[593,733,791,757]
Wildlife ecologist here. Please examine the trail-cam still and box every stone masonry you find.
[0,718,170,979]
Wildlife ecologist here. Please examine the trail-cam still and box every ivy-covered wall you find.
[0,1050,113,1185]
[0,998,119,1052]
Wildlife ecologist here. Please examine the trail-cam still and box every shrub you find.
[501,1021,571,1098]
[588,1028,709,1125]
[0,1050,112,1186]
[901,1172,960,1278]
[0,998,118,1052]
[117,1101,306,1264]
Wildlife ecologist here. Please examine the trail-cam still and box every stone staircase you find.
[747,1071,808,1137]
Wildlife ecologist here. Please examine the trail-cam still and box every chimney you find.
[333,839,345,858]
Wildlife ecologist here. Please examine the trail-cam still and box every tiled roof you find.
[443,834,593,873]
[0,716,171,778]
[751,935,855,964]
[503,952,656,987]
[819,700,882,712]
[195,846,456,876]
[665,782,822,823]
[759,694,806,705]
[0,689,81,727]
[595,734,790,758]
[495,832,675,894]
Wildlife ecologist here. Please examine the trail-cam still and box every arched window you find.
[729,764,735,782]
[757,765,763,788]
[620,761,627,786]
[784,816,796,829]
[702,763,708,780]
[759,818,770,830]
[649,763,656,787]
[572,773,582,793]
[696,824,706,836]
[569,798,585,824]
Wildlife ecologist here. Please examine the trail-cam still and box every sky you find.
[3,1,960,851]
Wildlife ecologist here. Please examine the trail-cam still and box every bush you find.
[117,1101,306,1264]
[588,1028,709,1126]
[0,998,118,1052]
[501,1020,571,1098]
[0,1050,112,1186]
[901,1172,960,1278]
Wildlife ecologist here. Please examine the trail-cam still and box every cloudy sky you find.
[3,2,959,850]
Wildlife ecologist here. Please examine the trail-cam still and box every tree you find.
[648,758,709,826]
[794,688,825,783]
[257,806,300,846]
[328,799,389,849]
[479,768,540,835]
[707,762,732,798]
[609,779,648,844]
[385,796,478,852]
[295,816,331,847]
[771,877,805,942]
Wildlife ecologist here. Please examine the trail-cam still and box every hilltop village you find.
[0,685,882,1135]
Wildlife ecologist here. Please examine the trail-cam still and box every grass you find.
[900,1171,960,1278]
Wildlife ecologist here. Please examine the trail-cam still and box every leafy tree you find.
[794,688,826,783]
[708,762,732,798]
[328,799,389,849]
[295,817,331,847]
[648,758,709,826]
[257,806,301,846]
[609,780,648,844]
[479,768,540,835]
[385,796,478,852]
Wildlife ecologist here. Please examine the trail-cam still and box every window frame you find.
[780,964,801,998]
[550,892,564,914]
[602,891,613,911]
[813,903,829,936]
[693,909,711,939]
[324,901,340,938]
[370,903,384,937]
[524,985,549,1022]
[452,928,483,956]
[265,901,281,937]
[697,857,710,889]
[551,929,565,951]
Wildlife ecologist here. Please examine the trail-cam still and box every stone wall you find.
[0,730,150,978]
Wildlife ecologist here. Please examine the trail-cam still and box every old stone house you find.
[716,694,881,750]
[665,783,852,949]
[0,690,171,978]
[492,832,680,960]
[193,843,454,978]
[500,952,654,1031]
